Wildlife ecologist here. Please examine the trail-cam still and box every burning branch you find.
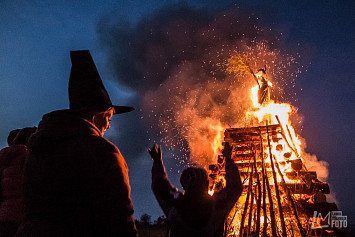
[226,54,253,75]
[239,162,253,236]
[260,137,268,236]
[266,121,287,237]
[273,152,307,237]
[275,115,300,158]
[253,146,262,235]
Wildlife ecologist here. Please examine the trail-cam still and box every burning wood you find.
[209,125,337,236]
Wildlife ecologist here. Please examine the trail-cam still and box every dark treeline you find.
[135,214,167,237]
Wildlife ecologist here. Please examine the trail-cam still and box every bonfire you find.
[207,55,338,237]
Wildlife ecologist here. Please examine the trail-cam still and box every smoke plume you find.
[98,3,322,172]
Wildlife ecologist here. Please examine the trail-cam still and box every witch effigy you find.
[252,66,270,105]
[226,55,270,106]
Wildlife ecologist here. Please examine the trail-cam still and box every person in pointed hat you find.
[16,50,137,237]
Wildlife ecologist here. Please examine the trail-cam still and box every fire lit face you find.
[93,109,114,135]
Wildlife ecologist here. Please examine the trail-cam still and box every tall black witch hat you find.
[68,50,135,114]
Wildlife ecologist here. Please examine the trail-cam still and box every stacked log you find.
[209,125,337,236]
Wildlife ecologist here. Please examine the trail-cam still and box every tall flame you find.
[251,85,302,162]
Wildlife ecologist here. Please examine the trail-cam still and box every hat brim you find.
[113,106,135,114]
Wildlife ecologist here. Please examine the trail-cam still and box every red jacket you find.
[0,144,27,223]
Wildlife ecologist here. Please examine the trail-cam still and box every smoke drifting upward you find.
[98,3,325,175]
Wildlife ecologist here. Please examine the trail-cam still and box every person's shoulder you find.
[0,146,11,154]
[0,144,27,157]
[84,136,125,162]
[78,136,128,170]
[0,146,12,162]
[0,144,27,165]
[82,135,118,153]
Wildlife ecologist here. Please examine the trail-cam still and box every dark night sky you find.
[1,0,354,225]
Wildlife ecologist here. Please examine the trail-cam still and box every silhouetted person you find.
[0,127,37,237]
[16,50,137,237]
[148,143,242,237]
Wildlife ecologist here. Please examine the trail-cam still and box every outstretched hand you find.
[222,142,233,161]
[148,144,162,162]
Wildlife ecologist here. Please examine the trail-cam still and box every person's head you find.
[10,127,37,145]
[7,129,21,145]
[180,167,209,195]
[68,50,134,120]
[255,68,267,78]
[79,107,114,135]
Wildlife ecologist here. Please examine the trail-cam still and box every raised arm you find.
[214,142,243,212]
[149,144,180,216]
[223,142,243,201]
[252,72,260,87]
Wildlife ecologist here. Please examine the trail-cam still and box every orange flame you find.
[251,84,302,171]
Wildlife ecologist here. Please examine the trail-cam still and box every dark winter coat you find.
[16,110,137,237]
[151,157,243,237]
[0,144,27,223]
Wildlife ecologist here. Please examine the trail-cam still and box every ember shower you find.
[98,3,339,236]
[98,3,326,174]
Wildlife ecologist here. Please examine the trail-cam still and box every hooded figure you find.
[16,50,137,237]
[148,143,242,237]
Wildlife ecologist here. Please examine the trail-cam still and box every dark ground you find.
[136,224,166,237]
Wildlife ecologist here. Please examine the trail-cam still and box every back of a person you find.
[17,50,137,237]
[18,113,103,236]
[168,194,228,237]
[149,143,242,237]
[22,139,93,235]
[0,144,27,236]
[18,110,136,237]
[168,195,215,237]
[0,127,37,237]
[0,144,27,223]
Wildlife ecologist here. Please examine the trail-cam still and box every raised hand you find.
[222,142,233,161]
[148,144,162,162]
